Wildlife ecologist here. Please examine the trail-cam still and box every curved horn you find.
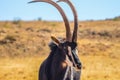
[57,0,78,42]
[28,0,72,42]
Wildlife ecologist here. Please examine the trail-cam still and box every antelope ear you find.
[51,36,60,45]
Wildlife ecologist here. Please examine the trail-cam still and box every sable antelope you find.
[29,0,82,80]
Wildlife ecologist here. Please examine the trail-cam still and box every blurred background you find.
[0,0,120,80]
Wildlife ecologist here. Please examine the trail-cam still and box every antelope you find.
[29,0,82,80]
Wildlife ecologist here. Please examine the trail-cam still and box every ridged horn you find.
[28,0,72,42]
[57,0,78,42]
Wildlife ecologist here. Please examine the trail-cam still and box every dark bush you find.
[0,35,16,45]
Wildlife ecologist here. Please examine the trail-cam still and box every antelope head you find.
[29,0,79,68]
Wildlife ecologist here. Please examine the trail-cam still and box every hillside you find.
[0,20,120,80]
[0,20,120,57]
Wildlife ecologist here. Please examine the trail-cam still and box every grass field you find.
[0,20,120,80]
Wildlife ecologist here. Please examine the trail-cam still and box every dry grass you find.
[0,57,46,80]
[81,56,120,80]
[0,20,120,80]
[0,56,119,80]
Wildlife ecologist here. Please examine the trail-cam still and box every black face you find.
[49,41,72,58]
[58,42,69,51]
[49,41,77,55]
[49,40,81,69]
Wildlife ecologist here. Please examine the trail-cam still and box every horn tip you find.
[28,0,37,4]
[56,0,60,2]
[56,0,63,2]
